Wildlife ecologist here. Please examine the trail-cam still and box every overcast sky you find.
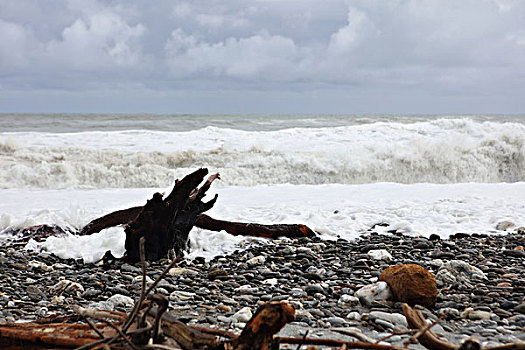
[1,0,524,114]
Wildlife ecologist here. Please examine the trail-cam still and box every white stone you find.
[306,266,326,274]
[461,308,493,320]
[52,263,69,270]
[369,311,408,328]
[437,260,487,286]
[107,294,134,309]
[49,279,84,296]
[367,249,393,261]
[354,281,393,306]
[247,255,266,265]
[338,294,360,308]
[232,307,252,323]
[297,247,314,254]
[168,267,198,276]
[307,243,326,252]
[217,315,232,323]
[234,285,258,294]
[263,278,278,285]
[52,296,65,304]
[169,290,195,301]
[132,275,154,284]
[346,311,361,321]
[28,260,53,272]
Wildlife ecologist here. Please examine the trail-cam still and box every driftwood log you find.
[78,168,315,262]
[0,302,294,350]
[120,168,218,262]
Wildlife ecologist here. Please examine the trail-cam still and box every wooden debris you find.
[75,168,315,262]
[402,303,458,350]
[123,168,218,262]
[0,320,122,349]
[232,301,295,350]
[195,214,315,239]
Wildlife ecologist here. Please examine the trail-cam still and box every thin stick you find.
[296,330,310,350]
[98,318,141,350]
[122,236,147,332]
[84,317,105,339]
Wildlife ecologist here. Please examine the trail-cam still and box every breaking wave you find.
[1,118,524,188]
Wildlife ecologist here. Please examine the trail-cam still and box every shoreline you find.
[1,231,524,348]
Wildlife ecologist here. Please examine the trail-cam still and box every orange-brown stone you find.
[379,264,437,307]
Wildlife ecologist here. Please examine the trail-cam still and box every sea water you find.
[1,114,524,262]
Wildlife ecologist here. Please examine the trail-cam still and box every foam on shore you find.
[1,183,522,262]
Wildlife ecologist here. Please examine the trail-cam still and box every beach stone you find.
[26,285,44,301]
[461,307,493,320]
[438,307,460,318]
[503,250,525,258]
[232,307,252,323]
[234,285,258,294]
[169,290,195,301]
[91,294,134,311]
[305,284,324,295]
[436,260,487,286]
[367,249,393,261]
[247,255,266,265]
[49,279,84,297]
[514,303,525,314]
[168,267,198,276]
[326,316,346,327]
[354,281,392,306]
[347,311,361,321]
[28,260,53,272]
[338,294,359,308]
[108,294,134,309]
[379,264,437,307]
[369,311,408,328]
[263,278,278,285]
[496,221,514,231]
[207,269,228,280]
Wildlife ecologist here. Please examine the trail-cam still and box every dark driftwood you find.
[122,168,218,262]
[78,207,142,236]
[77,171,315,261]
[232,302,295,350]
[402,303,458,350]
[195,214,315,239]
[81,210,315,240]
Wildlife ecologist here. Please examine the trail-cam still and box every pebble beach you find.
[1,229,525,348]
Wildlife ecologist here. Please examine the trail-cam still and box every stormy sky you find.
[1,0,524,114]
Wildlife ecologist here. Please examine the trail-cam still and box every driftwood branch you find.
[75,169,315,262]
[402,303,458,350]
[79,207,315,240]
[195,214,315,239]
[121,168,218,262]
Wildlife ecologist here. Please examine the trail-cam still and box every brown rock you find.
[379,264,437,307]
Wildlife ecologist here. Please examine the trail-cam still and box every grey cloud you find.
[0,0,524,113]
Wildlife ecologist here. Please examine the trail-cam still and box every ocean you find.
[1,114,524,262]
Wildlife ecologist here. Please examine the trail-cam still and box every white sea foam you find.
[1,118,524,188]
[1,115,524,262]
[1,183,523,262]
